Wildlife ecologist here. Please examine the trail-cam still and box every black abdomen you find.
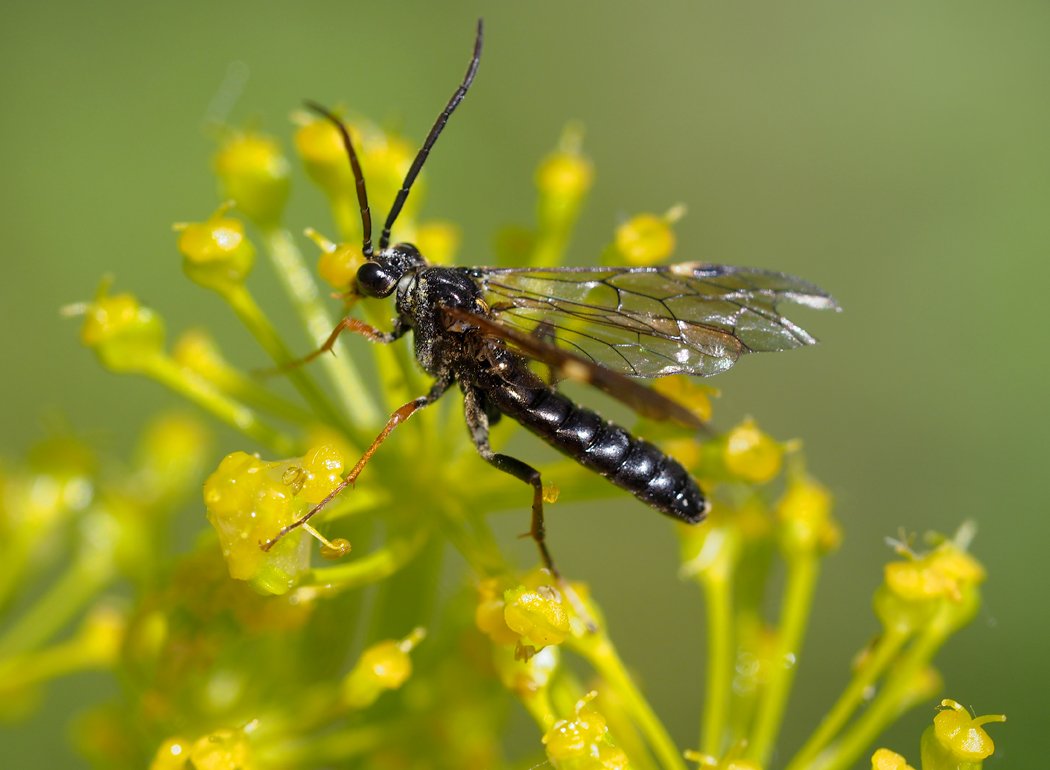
[484,380,707,524]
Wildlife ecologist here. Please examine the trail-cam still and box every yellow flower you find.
[342,628,425,709]
[214,131,290,227]
[921,699,1005,766]
[543,693,628,770]
[202,444,346,594]
[176,207,255,293]
[777,474,840,556]
[80,286,166,374]
[504,583,570,648]
[724,418,783,483]
[870,747,916,770]
[611,205,685,266]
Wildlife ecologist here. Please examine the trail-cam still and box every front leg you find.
[296,316,409,367]
[261,374,451,551]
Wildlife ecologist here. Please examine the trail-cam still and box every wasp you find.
[262,20,838,575]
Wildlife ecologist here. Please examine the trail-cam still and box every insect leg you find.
[273,316,409,373]
[260,375,451,551]
[462,387,557,576]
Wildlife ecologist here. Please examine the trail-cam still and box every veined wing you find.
[442,306,708,429]
[469,262,839,378]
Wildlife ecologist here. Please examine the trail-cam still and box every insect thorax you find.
[396,264,484,376]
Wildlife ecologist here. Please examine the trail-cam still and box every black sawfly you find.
[262,19,839,575]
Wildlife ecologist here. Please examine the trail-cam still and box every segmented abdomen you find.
[483,380,708,524]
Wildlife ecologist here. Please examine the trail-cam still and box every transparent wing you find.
[442,306,708,429]
[470,262,839,378]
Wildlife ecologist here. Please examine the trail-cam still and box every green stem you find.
[698,565,734,756]
[0,623,113,691]
[0,553,111,658]
[367,529,444,643]
[746,552,820,766]
[257,720,398,766]
[146,356,296,455]
[593,682,662,770]
[786,626,910,770]
[811,604,960,770]
[438,498,514,578]
[222,283,353,438]
[572,634,687,770]
[261,227,379,428]
[298,526,430,591]
[206,364,319,425]
[0,531,34,614]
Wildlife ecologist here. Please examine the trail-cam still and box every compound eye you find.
[357,262,398,298]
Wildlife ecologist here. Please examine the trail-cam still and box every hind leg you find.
[462,387,557,576]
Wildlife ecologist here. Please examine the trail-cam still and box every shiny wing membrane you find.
[470,262,839,378]
[442,305,708,429]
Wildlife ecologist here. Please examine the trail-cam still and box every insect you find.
[262,20,838,575]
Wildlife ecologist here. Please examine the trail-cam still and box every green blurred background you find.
[1,1,1045,766]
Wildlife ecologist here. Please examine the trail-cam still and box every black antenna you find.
[304,100,375,258]
[378,18,483,251]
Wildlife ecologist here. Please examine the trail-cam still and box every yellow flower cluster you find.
[203,445,345,594]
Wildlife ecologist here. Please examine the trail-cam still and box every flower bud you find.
[18,435,96,530]
[150,737,190,770]
[543,693,628,770]
[135,412,211,500]
[173,329,229,381]
[187,728,255,770]
[536,125,593,235]
[883,544,985,604]
[415,220,461,265]
[342,628,425,709]
[295,115,356,200]
[920,700,1004,769]
[612,206,685,266]
[307,228,366,292]
[652,375,718,425]
[475,577,520,645]
[875,539,984,636]
[870,748,916,770]
[777,474,840,556]
[80,287,166,374]
[504,584,570,648]
[537,146,593,206]
[77,604,127,668]
[177,211,255,293]
[214,131,290,227]
[723,418,783,483]
[202,444,345,595]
